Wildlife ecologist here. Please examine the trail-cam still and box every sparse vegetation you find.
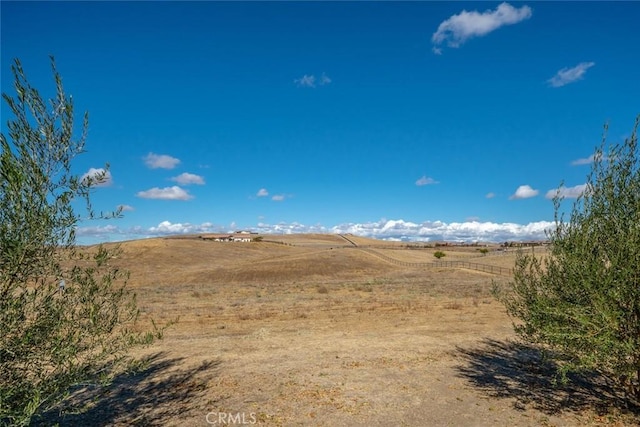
[495,116,640,406]
[434,251,446,259]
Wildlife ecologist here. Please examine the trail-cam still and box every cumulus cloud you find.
[432,2,532,53]
[76,221,221,242]
[81,168,112,187]
[416,176,439,186]
[509,185,539,200]
[485,192,496,199]
[545,184,588,200]
[76,218,555,245]
[143,152,181,169]
[295,75,315,88]
[327,219,551,242]
[118,204,135,212]
[170,172,205,185]
[571,153,608,166]
[149,220,214,234]
[571,154,596,166]
[319,73,332,85]
[294,73,331,88]
[136,186,193,200]
[75,224,121,241]
[547,62,595,88]
[255,189,289,201]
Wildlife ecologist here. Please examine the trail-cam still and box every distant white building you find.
[200,233,253,242]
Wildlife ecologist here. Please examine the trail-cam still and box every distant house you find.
[232,234,253,242]
[200,233,253,242]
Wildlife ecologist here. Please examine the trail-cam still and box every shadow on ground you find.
[33,352,220,426]
[455,338,639,419]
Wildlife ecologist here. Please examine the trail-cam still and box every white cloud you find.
[170,172,205,185]
[255,189,289,201]
[330,219,553,242]
[118,204,135,212]
[143,152,181,169]
[149,220,214,234]
[545,184,587,200]
[571,154,596,166]
[509,185,539,200]
[432,2,532,53]
[76,218,555,244]
[251,218,554,242]
[76,221,220,240]
[136,186,193,200]
[295,74,316,88]
[547,62,595,88]
[319,73,332,85]
[295,73,331,88]
[571,153,608,166]
[75,224,120,240]
[416,176,439,186]
[81,167,112,187]
[485,192,496,199]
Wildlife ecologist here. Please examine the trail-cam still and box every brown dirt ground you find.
[41,235,638,426]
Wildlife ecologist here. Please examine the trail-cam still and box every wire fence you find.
[431,260,513,276]
[359,248,513,277]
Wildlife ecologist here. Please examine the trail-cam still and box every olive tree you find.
[1,57,156,426]
[495,116,640,404]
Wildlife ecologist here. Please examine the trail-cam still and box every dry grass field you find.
[41,235,638,426]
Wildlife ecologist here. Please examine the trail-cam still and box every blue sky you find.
[2,1,639,243]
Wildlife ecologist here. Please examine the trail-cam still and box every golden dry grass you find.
[42,236,636,426]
